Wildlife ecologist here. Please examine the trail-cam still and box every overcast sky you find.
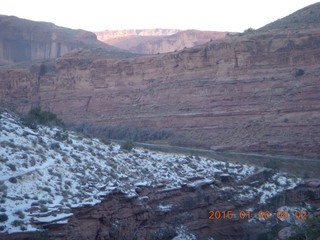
[1,0,319,32]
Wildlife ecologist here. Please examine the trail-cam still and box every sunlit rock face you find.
[0,15,115,64]
[95,29,232,54]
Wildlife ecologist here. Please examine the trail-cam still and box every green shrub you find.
[21,107,64,129]
[40,205,48,212]
[241,27,255,35]
[9,177,18,183]
[0,214,8,222]
[295,69,305,77]
[42,187,51,193]
[0,183,7,192]
[54,131,68,141]
[28,230,49,240]
[264,159,280,170]
[289,216,320,239]
[11,220,24,227]
[121,140,134,151]
[14,210,25,219]
[0,157,7,163]
[7,163,16,171]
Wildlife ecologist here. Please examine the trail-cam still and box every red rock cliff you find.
[0,15,116,64]
[1,26,320,155]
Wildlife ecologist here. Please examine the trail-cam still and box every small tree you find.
[21,107,64,129]
[242,27,255,35]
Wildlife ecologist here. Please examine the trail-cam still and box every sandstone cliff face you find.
[1,27,319,155]
[0,15,117,64]
[95,29,231,54]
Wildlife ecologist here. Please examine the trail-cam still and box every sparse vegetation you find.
[289,217,320,239]
[9,177,18,183]
[264,159,280,170]
[295,69,305,77]
[14,210,25,219]
[121,140,134,151]
[241,27,255,35]
[28,230,49,240]
[0,214,8,222]
[11,220,24,227]
[21,107,64,129]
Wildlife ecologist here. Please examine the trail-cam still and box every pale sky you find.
[1,0,319,32]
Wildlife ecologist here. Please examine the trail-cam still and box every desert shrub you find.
[241,27,255,35]
[102,138,111,145]
[67,122,173,142]
[21,107,64,129]
[295,69,305,77]
[0,156,7,163]
[264,159,280,170]
[0,141,16,149]
[151,227,176,239]
[0,225,5,231]
[28,230,49,240]
[9,177,18,183]
[7,163,17,171]
[31,202,39,206]
[0,183,7,192]
[50,142,60,150]
[11,220,24,227]
[289,216,320,240]
[0,214,8,222]
[121,140,134,151]
[54,131,69,141]
[40,205,48,212]
[257,232,269,240]
[14,210,25,219]
[42,187,51,193]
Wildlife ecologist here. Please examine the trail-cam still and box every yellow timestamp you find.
[208,210,308,220]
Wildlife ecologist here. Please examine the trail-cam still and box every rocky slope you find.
[0,110,319,239]
[95,29,231,54]
[1,3,320,156]
[0,15,122,65]
[258,2,320,32]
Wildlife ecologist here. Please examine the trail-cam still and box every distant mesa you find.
[95,29,235,54]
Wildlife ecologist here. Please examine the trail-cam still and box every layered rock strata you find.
[1,27,320,154]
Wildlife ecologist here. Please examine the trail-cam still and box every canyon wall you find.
[0,15,116,64]
[1,28,320,155]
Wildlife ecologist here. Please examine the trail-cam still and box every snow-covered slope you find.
[0,111,300,234]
